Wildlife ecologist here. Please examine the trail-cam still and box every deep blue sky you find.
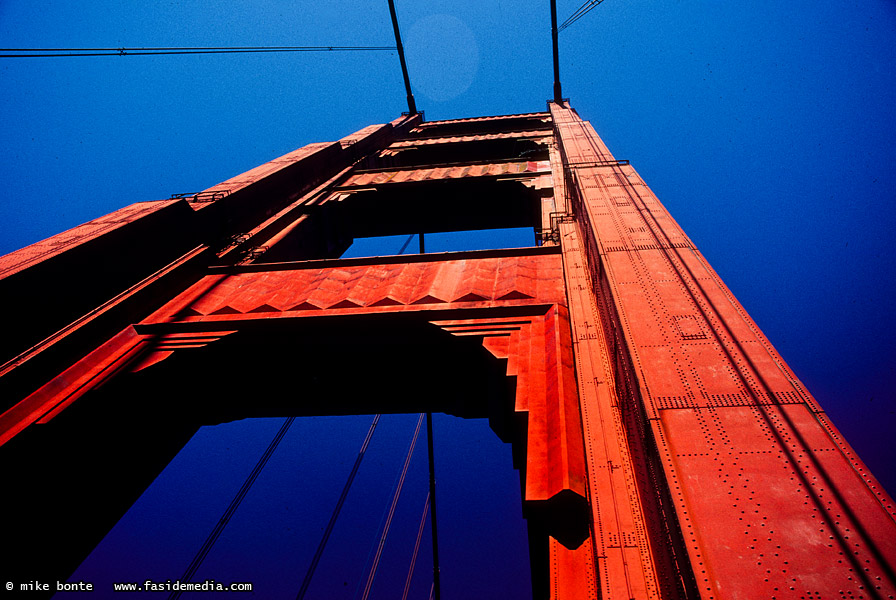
[2,0,895,596]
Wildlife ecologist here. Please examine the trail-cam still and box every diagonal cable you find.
[559,0,598,31]
[170,416,296,600]
[397,234,416,255]
[296,415,382,600]
[558,0,607,32]
[360,414,425,600]
[401,492,430,600]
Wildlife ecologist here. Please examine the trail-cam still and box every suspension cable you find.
[386,0,418,114]
[360,414,425,600]
[426,412,441,600]
[0,45,395,58]
[558,0,607,33]
[170,416,296,600]
[295,415,382,600]
[550,0,563,103]
[401,492,430,600]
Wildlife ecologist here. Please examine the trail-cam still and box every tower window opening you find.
[341,226,538,259]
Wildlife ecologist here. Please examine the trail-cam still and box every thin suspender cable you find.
[558,0,607,32]
[170,416,296,600]
[426,412,441,600]
[296,415,382,600]
[559,2,591,31]
[400,492,430,600]
[360,414,425,600]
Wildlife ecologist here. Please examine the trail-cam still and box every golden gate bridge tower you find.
[1,4,895,599]
[2,101,894,599]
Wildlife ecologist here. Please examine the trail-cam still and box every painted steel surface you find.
[7,250,590,567]
[410,111,551,127]
[551,102,896,599]
[389,129,551,147]
[143,252,565,321]
[339,160,551,188]
[0,200,185,278]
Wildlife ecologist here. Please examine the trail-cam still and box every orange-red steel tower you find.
[1,103,894,599]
